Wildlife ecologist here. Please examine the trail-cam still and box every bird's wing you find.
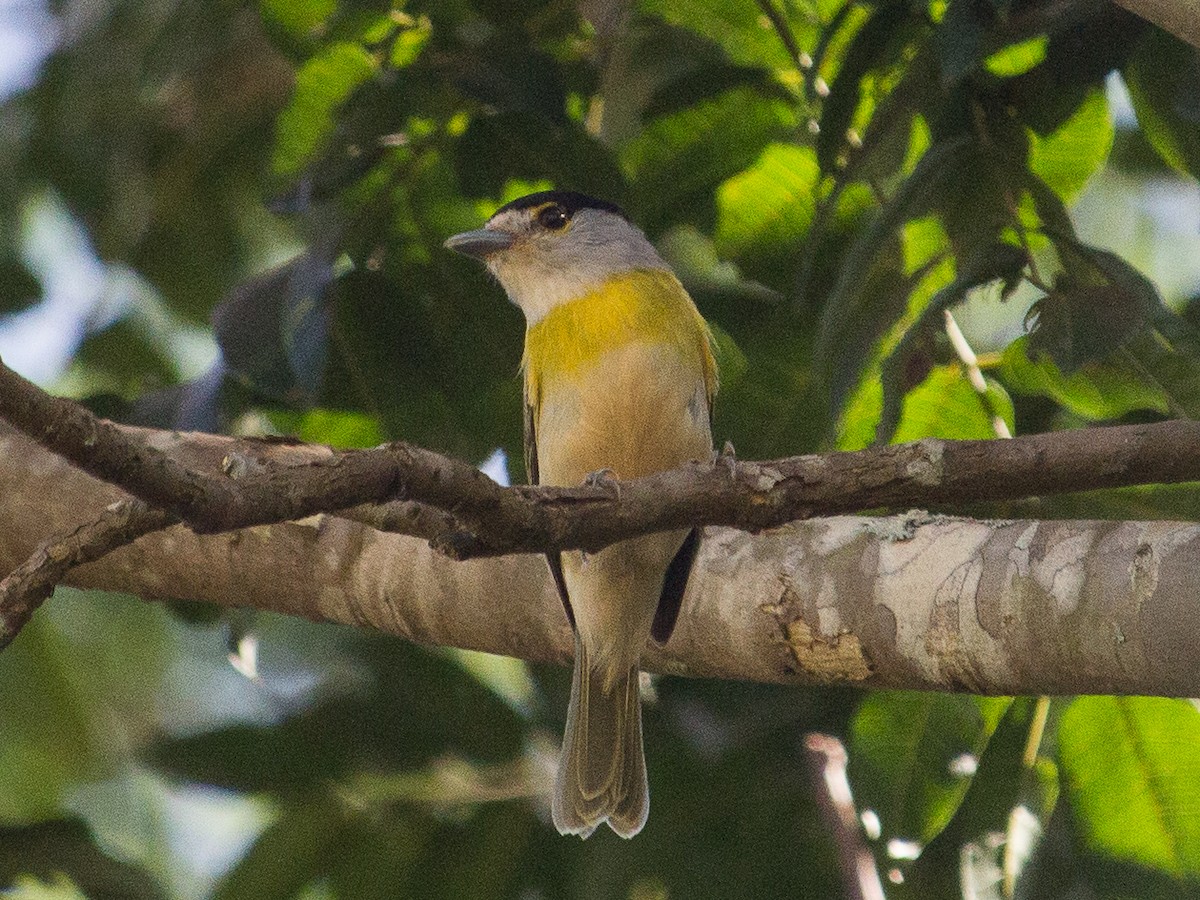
[525,381,575,629]
[654,316,717,646]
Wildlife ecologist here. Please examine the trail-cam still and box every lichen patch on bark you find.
[761,600,874,684]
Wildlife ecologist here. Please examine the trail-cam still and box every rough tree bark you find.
[1112,0,1200,50]
[3,421,1200,696]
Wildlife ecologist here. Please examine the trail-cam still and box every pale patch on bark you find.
[773,615,873,684]
[904,439,944,486]
[871,518,992,684]
[1029,527,1095,616]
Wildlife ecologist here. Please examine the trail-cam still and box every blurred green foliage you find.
[1,0,1200,896]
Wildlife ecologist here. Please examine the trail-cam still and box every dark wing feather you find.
[525,390,575,629]
[652,527,701,645]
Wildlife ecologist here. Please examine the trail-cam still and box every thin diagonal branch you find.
[6,357,1200,567]
[0,499,176,649]
[754,0,811,71]
[803,734,887,900]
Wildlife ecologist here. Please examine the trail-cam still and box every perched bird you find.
[445,190,716,838]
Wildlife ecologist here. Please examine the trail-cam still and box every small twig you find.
[0,499,176,649]
[1002,696,1052,897]
[337,500,476,546]
[944,309,1012,439]
[754,0,811,71]
[803,734,887,900]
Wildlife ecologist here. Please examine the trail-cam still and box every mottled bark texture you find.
[3,422,1200,696]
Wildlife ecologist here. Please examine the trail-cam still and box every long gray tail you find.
[551,638,648,838]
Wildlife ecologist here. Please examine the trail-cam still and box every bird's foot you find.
[584,467,622,501]
[715,440,737,476]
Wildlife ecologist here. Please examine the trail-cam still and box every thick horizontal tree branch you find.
[1112,0,1200,50]
[4,358,1200,563]
[3,423,1200,696]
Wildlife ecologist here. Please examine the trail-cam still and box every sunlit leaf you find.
[984,36,1047,78]
[273,42,377,177]
[1028,88,1113,203]
[260,0,336,39]
[639,0,812,69]
[1059,697,1200,877]
[878,240,1026,440]
[293,408,386,448]
[620,86,797,232]
[892,365,1014,443]
[714,143,819,262]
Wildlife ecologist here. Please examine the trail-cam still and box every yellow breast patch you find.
[523,268,716,409]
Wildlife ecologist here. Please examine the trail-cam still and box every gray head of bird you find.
[444,190,668,325]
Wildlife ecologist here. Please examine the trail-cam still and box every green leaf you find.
[984,36,1047,78]
[1028,242,1163,372]
[259,0,336,39]
[713,143,819,263]
[1003,302,1200,425]
[892,365,1014,443]
[902,698,1058,899]
[644,63,787,120]
[823,253,922,421]
[878,240,1026,441]
[1028,88,1113,203]
[213,794,350,900]
[151,641,525,794]
[1059,697,1200,877]
[326,815,428,900]
[999,336,1169,420]
[1130,314,1200,417]
[67,317,178,400]
[0,258,39,314]
[1026,283,1147,373]
[850,692,1011,847]
[453,112,623,202]
[296,408,386,448]
[620,86,797,233]
[1124,28,1200,181]
[273,42,377,177]
[816,133,974,397]
[0,627,113,823]
[639,0,812,70]
[707,320,749,395]
[0,819,164,899]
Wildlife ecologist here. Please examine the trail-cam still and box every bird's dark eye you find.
[537,204,570,231]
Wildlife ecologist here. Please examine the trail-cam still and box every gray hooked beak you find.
[444,228,515,259]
